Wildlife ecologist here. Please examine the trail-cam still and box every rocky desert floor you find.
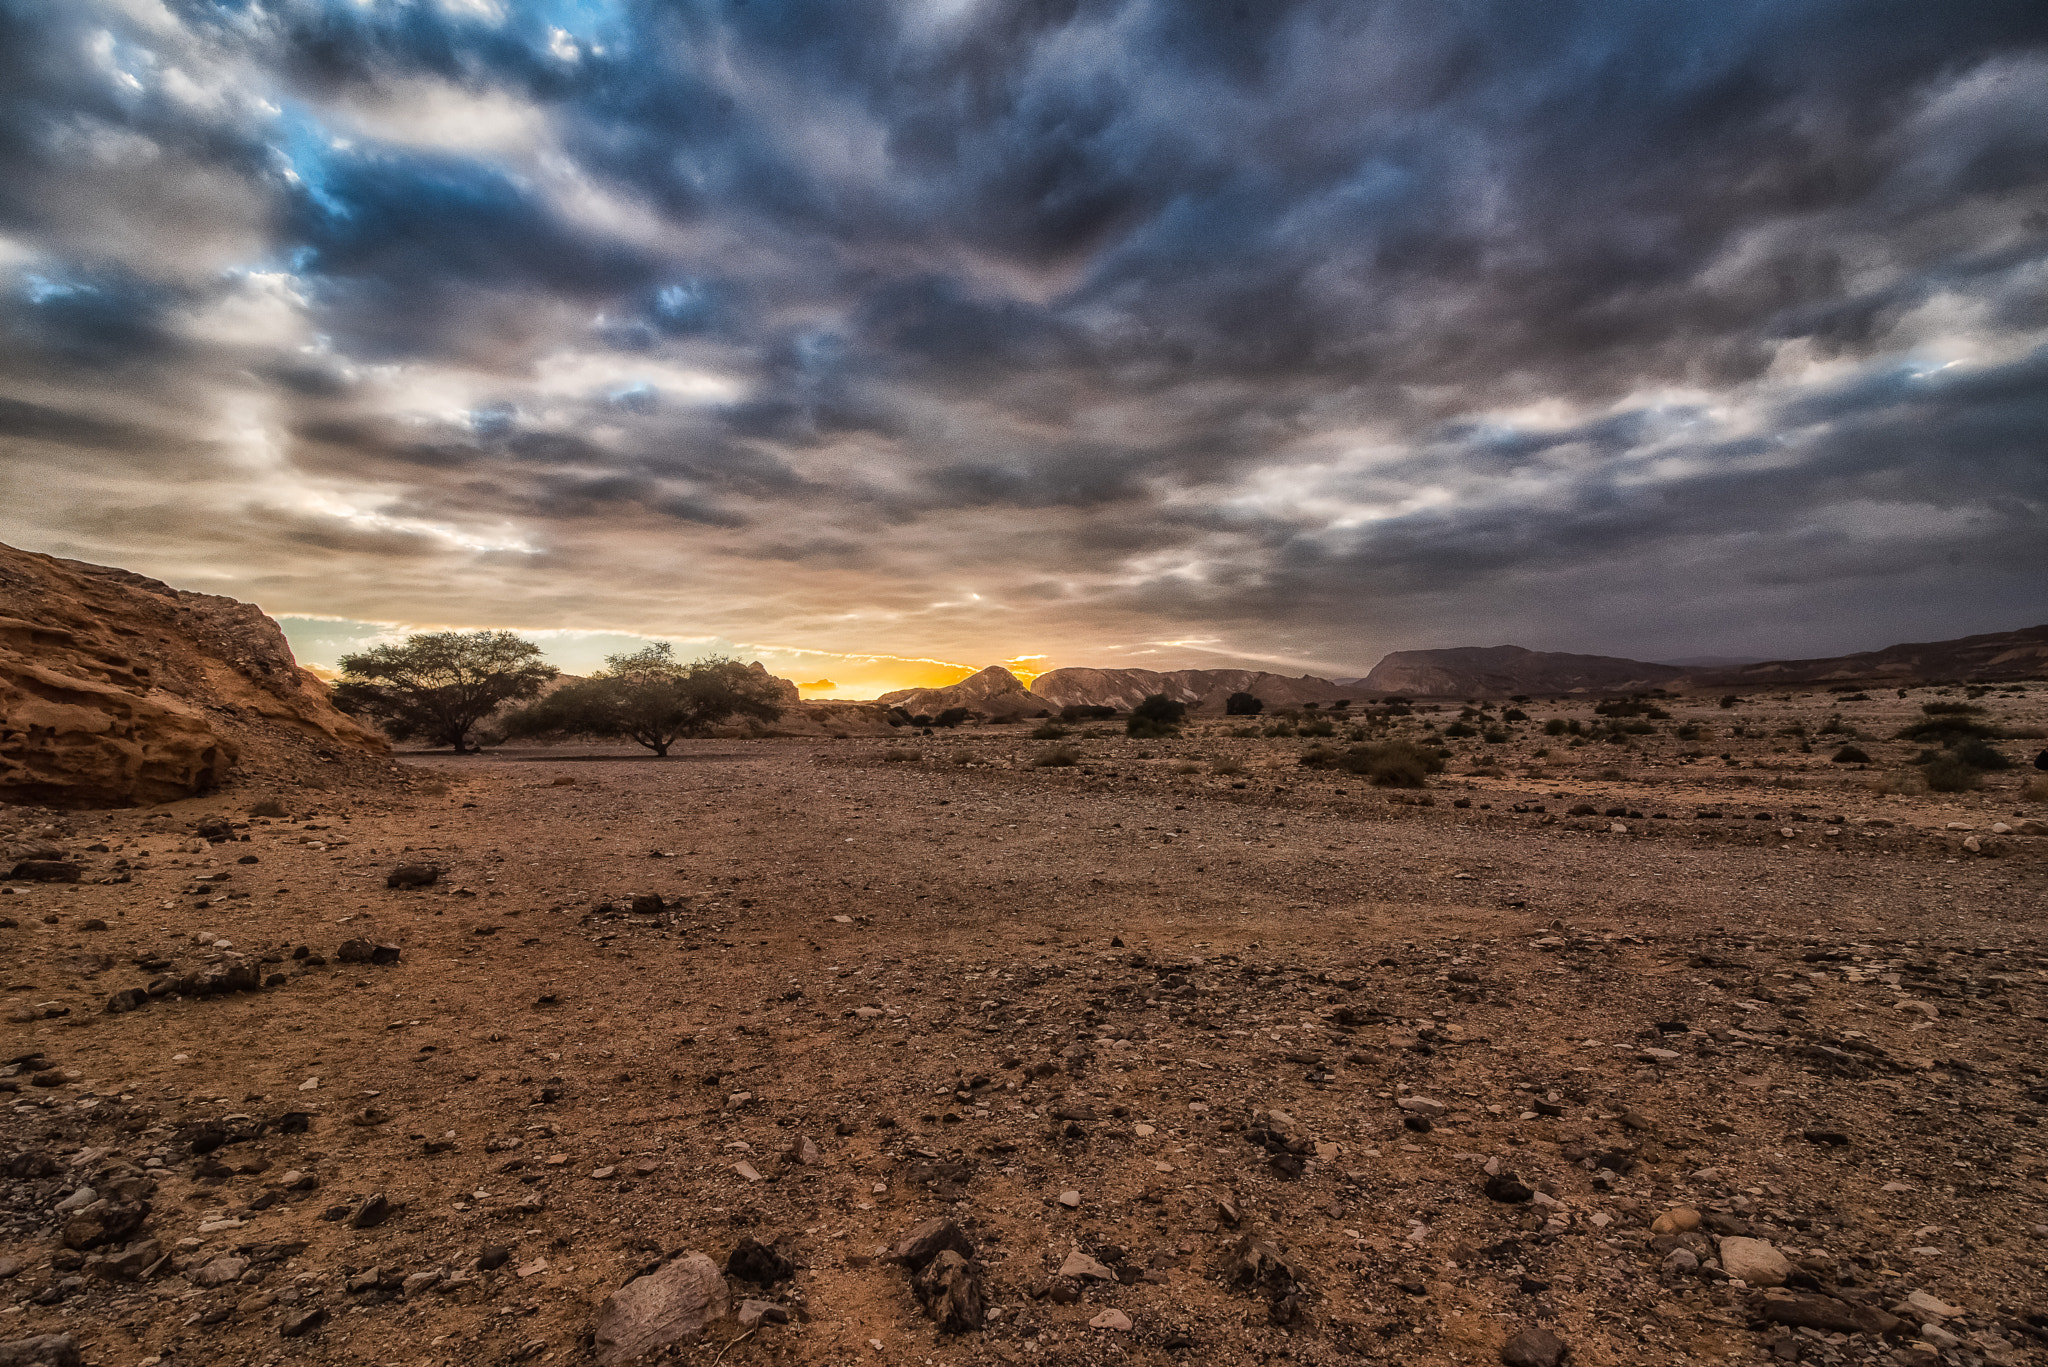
[3,687,2047,1367]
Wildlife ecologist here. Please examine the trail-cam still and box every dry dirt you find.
[3,686,2047,1367]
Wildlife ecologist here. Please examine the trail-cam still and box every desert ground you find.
[3,686,2046,1367]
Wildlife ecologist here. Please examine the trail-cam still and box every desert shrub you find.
[1718,695,1741,709]
[1596,768,1627,781]
[1953,738,2012,771]
[1898,716,1999,745]
[248,798,288,818]
[1211,757,1245,776]
[1033,745,1080,767]
[933,707,970,729]
[1568,803,1598,816]
[1329,740,1446,787]
[883,748,921,762]
[1127,694,1187,739]
[1501,708,1528,722]
[1830,744,1871,764]
[1443,721,1478,738]
[1061,704,1117,722]
[1921,754,1980,792]
[1171,760,1202,775]
[1224,692,1264,716]
[1262,722,1297,738]
[950,751,981,765]
[1675,723,1707,741]
[1298,718,1335,737]
[2021,776,2048,802]
[1031,722,1070,739]
[1467,764,1506,777]
[1921,701,1984,715]
[1818,714,1847,735]
[1483,730,1510,745]
[1543,718,1567,736]
[1229,726,1260,738]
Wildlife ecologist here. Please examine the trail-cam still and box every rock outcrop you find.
[0,543,387,807]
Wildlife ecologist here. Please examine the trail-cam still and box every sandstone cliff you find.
[0,543,388,807]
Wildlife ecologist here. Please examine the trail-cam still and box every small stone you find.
[1484,1173,1534,1203]
[516,1259,549,1279]
[386,865,438,889]
[1090,1309,1133,1330]
[280,1306,328,1338]
[1057,1190,1082,1208]
[349,1193,392,1229]
[1719,1237,1792,1287]
[186,1254,248,1288]
[477,1246,512,1272]
[911,1249,985,1333]
[724,1237,794,1285]
[734,1161,762,1183]
[736,1299,790,1331]
[1059,1250,1115,1280]
[1900,1289,1961,1320]
[1650,1208,1701,1234]
[1500,1326,1569,1367]
[895,1219,974,1270]
[1397,1096,1446,1117]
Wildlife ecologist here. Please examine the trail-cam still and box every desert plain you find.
[3,687,2047,1367]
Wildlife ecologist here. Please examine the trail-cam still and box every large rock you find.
[1718,1236,1792,1287]
[592,1252,730,1365]
[0,1335,81,1367]
[0,543,386,806]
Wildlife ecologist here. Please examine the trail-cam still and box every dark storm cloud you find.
[0,0,2045,664]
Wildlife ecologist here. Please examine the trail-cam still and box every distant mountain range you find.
[868,624,2048,714]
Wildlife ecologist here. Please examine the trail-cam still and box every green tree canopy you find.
[502,646,783,755]
[332,630,557,753]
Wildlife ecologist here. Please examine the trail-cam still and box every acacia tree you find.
[503,645,783,755]
[333,630,557,753]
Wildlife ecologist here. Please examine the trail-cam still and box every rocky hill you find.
[1362,645,1690,697]
[1030,667,1361,711]
[1688,624,2048,687]
[877,666,1051,719]
[0,543,389,806]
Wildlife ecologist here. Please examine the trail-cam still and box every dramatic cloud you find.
[2,0,2044,680]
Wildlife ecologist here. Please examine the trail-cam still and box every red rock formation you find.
[0,543,387,806]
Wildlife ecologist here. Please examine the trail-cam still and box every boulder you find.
[1718,1237,1792,1287]
[911,1249,985,1333]
[593,1253,730,1365]
[0,1335,81,1367]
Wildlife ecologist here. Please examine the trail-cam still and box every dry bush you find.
[1033,745,1080,767]
[248,798,288,818]
[883,748,921,763]
[1172,760,1202,775]
[1864,769,1929,796]
[2021,776,2048,803]
[950,751,981,766]
[1211,758,1245,776]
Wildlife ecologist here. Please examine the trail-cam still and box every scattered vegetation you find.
[1030,722,1070,739]
[1830,744,1871,764]
[334,629,557,753]
[1224,691,1264,716]
[1032,745,1080,767]
[882,748,921,762]
[502,645,782,756]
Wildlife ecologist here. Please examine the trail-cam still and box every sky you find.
[1,0,2045,697]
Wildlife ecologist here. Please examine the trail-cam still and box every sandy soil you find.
[2,685,2046,1367]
